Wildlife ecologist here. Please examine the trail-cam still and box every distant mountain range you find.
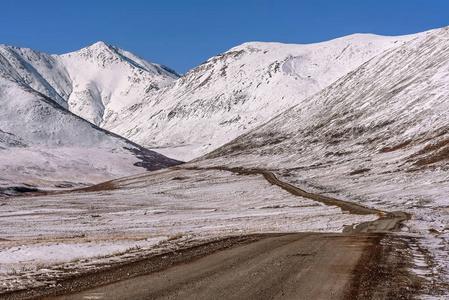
[0,28,434,192]
[0,41,180,126]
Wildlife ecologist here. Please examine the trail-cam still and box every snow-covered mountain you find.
[0,42,182,192]
[0,74,181,193]
[0,44,71,108]
[0,42,180,126]
[0,35,419,162]
[200,27,449,203]
[60,42,180,125]
[104,33,419,161]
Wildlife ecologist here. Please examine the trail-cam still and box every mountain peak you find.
[78,41,117,55]
[87,41,111,49]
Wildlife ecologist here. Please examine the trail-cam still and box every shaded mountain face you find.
[0,75,181,192]
[198,26,449,212]
[104,33,418,161]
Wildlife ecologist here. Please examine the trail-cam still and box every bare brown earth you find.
[2,167,420,299]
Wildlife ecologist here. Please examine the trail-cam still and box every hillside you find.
[1,35,419,162]
[201,27,449,208]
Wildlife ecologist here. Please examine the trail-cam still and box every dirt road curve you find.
[45,233,418,300]
[187,166,409,233]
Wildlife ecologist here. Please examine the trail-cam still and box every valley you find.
[1,25,449,299]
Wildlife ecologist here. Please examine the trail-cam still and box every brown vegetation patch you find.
[406,137,449,167]
[325,151,352,157]
[78,181,117,192]
[413,138,449,157]
[379,141,411,153]
[414,145,449,167]
[171,176,188,181]
[349,168,371,175]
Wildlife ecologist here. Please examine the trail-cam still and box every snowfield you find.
[0,41,180,126]
[0,167,376,292]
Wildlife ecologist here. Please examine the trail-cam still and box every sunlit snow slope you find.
[0,42,180,126]
[107,33,418,161]
[0,35,417,162]
[60,42,180,125]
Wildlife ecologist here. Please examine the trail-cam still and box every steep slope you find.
[0,75,181,193]
[0,42,180,126]
[0,45,71,108]
[194,26,449,288]
[105,33,419,161]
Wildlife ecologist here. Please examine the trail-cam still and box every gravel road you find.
[45,233,420,300]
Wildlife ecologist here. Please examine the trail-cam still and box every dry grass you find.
[406,137,449,167]
[79,181,117,192]
[349,168,371,176]
[414,138,449,157]
[414,146,449,167]
[379,141,411,153]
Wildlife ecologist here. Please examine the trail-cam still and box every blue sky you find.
[1,0,448,73]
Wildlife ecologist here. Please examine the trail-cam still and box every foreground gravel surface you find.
[33,232,421,300]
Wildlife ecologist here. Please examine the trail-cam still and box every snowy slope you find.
[0,36,417,162]
[0,42,180,126]
[105,33,418,161]
[0,75,181,192]
[195,26,449,288]
[201,27,449,206]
